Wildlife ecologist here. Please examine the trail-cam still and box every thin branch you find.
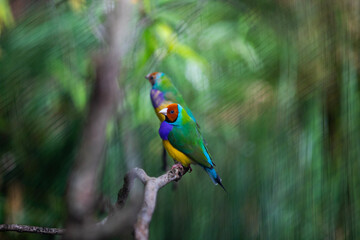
[116,165,188,240]
[0,224,64,235]
[0,207,138,239]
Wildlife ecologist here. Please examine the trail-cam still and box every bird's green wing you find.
[167,120,212,168]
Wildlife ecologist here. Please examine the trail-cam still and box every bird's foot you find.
[171,163,184,170]
[171,163,192,173]
[170,163,188,179]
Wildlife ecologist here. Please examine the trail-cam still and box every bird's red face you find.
[145,72,159,85]
[159,103,179,122]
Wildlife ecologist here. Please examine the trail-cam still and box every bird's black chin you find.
[165,115,178,123]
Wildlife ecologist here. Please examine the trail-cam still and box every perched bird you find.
[158,103,225,190]
[145,72,197,123]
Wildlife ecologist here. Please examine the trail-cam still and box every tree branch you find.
[116,165,188,240]
[0,224,64,235]
[65,0,134,231]
[0,165,187,240]
[70,165,187,240]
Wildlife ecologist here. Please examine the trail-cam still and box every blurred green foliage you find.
[1,0,360,239]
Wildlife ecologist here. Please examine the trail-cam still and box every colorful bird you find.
[145,72,197,123]
[158,103,225,190]
[146,72,200,171]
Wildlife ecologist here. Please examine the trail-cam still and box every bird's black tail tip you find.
[216,178,227,192]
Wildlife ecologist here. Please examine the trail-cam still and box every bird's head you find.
[159,103,179,123]
[145,72,165,86]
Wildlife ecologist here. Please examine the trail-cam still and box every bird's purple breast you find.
[150,89,165,109]
[159,121,173,140]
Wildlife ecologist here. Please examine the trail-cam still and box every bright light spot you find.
[185,61,209,91]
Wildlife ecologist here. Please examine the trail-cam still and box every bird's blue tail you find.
[203,166,226,191]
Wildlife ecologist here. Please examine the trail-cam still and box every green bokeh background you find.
[1,0,359,239]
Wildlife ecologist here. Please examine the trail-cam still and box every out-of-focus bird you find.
[158,103,225,190]
[145,72,196,123]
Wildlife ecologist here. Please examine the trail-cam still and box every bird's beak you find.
[145,73,150,79]
[159,108,168,116]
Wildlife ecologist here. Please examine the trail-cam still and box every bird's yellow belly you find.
[163,140,193,167]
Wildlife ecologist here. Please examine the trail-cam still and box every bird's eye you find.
[170,110,174,114]
[150,76,154,80]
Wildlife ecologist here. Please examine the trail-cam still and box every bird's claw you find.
[171,163,192,179]
[171,163,192,173]
[171,163,183,170]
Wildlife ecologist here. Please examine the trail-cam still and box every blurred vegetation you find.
[1,0,360,239]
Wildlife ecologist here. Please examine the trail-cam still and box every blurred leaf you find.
[155,22,207,66]
[49,59,88,111]
[69,0,86,12]
[0,0,14,34]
